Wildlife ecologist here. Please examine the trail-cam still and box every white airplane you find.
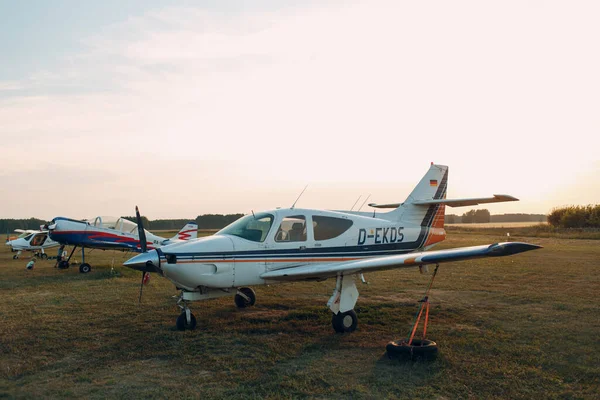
[47,216,198,273]
[124,164,542,333]
[6,229,60,259]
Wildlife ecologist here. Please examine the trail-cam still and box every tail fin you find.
[382,164,449,227]
[372,163,519,230]
[172,222,198,241]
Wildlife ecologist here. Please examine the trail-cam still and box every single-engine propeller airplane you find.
[6,229,60,259]
[47,216,198,273]
[124,164,542,333]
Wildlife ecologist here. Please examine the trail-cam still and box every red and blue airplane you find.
[47,215,197,273]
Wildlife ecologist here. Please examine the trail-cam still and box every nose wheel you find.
[176,310,197,331]
[176,295,197,331]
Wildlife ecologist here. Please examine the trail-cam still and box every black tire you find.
[13,255,18,259]
[234,287,256,308]
[79,263,91,273]
[58,260,70,269]
[332,310,358,333]
[386,339,438,361]
[176,312,197,331]
[40,253,48,260]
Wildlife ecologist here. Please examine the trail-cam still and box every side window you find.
[275,216,306,242]
[313,216,353,241]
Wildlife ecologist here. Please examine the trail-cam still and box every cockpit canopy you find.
[216,210,354,243]
[85,216,138,234]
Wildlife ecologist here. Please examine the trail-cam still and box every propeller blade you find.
[135,206,148,253]
[138,272,146,303]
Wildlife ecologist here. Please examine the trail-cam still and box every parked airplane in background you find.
[124,163,542,333]
[47,216,198,273]
[6,229,60,259]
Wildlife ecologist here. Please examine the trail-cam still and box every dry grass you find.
[1,232,599,399]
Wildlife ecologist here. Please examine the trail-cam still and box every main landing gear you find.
[174,287,257,331]
[56,246,91,273]
[234,287,256,308]
[79,247,91,274]
[328,274,360,333]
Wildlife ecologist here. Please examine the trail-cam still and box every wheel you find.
[234,287,256,308]
[79,263,91,273]
[176,312,197,331]
[13,255,18,259]
[58,260,70,269]
[40,253,48,260]
[332,310,358,333]
[386,339,438,361]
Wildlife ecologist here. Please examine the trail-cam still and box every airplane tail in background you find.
[172,222,198,241]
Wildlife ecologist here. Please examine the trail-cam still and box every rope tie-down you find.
[386,264,440,361]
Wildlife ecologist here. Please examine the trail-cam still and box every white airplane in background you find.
[6,229,60,259]
[46,216,198,273]
[125,164,541,333]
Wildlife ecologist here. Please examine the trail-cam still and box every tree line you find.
[445,212,547,224]
[0,218,48,235]
[1,214,245,234]
[122,214,245,230]
[547,205,600,228]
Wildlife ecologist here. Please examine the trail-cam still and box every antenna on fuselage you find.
[251,210,256,219]
[350,195,362,211]
[357,194,371,212]
[291,185,308,209]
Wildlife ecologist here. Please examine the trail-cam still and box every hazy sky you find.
[1,0,598,220]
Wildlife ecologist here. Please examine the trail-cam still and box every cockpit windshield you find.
[216,213,274,242]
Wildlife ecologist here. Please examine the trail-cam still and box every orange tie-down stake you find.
[386,265,440,361]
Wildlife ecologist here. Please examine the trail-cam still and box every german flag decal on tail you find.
[430,180,438,187]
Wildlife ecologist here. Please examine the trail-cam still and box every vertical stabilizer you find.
[172,222,198,241]
[383,164,448,227]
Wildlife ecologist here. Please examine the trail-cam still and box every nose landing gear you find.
[176,296,197,331]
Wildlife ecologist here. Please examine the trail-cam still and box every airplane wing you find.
[14,229,38,234]
[260,242,541,281]
[369,194,518,209]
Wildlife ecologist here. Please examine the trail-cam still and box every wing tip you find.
[489,242,543,256]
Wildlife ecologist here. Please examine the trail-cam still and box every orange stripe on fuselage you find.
[174,257,363,264]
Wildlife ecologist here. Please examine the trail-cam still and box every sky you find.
[1,0,598,220]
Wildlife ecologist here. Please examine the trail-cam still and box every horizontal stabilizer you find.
[260,242,541,281]
[412,194,518,207]
[369,194,518,209]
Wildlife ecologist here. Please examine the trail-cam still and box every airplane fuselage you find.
[48,217,161,252]
[146,208,446,291]
[6,231,59,252]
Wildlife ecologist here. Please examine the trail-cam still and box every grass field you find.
[1,231,599,399]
